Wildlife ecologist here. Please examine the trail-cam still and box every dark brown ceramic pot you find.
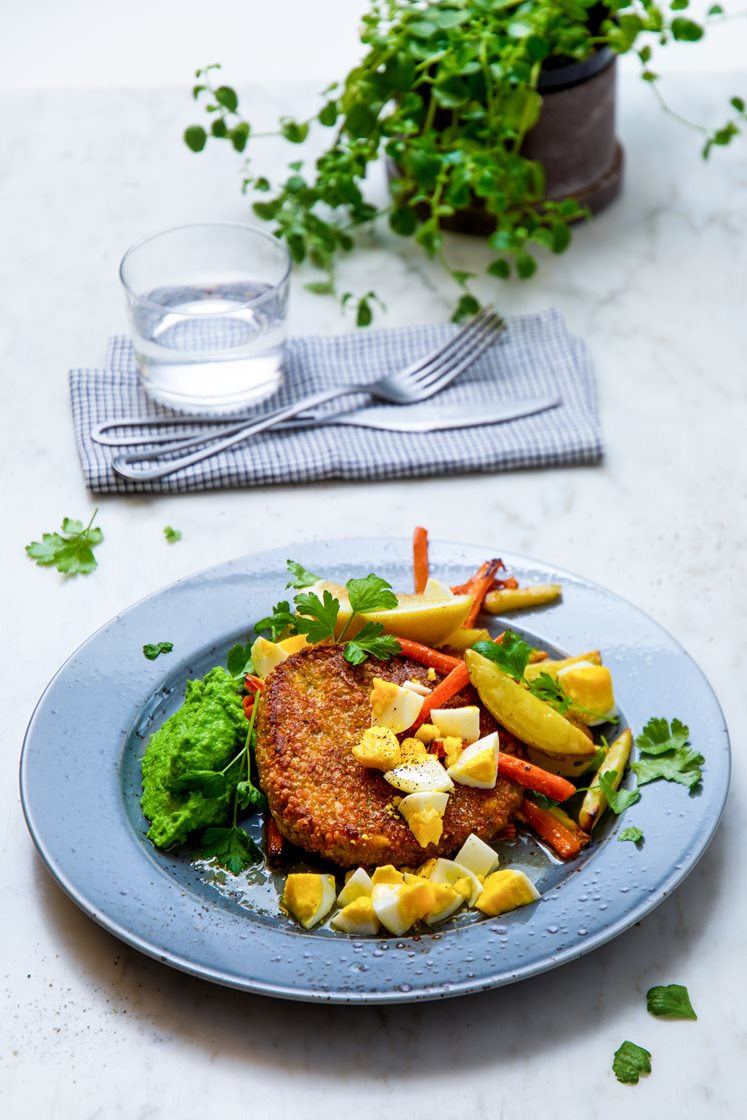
[389,47,623,237]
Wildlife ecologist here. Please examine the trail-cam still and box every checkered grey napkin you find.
[68,310,602,493]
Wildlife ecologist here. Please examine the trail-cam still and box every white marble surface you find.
[2,6,746,1118]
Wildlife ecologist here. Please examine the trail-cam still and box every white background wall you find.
[4,0,745,90]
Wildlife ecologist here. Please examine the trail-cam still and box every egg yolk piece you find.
[370,678,424,733]
[475,870,540,916]
[556,663,616,725]
[352,726,401,771]
[282,873,337,929]
[331,896,380,935]
[446,732,499,788]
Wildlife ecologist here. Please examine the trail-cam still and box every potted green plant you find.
[185,0,743,322]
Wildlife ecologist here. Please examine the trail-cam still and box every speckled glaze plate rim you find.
[20,537,731,1004]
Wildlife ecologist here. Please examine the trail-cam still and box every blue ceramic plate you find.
[20,538,730,1003]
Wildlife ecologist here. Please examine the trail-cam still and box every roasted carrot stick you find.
[463,559,506,628]
[414,662,470,727]
[497,755,576,802]
[266,817,285,865]
[451,559,510,596]
[413,526,429,594]
[242,695,255,719]
[396,637,462,674]
[518,797,590,859]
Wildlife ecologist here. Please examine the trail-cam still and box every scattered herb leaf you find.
[285,558,320,589]
[343,623,402,665]
[226,641,255,680]
[612,1040,652,1084]
[236,778,268,812]
[199,824,261,873]
[163,525,182,542]
[143,641,174,660]
[472,630,531,682]
[167,769,227,799]
[293,589,341,644]
[345,574,398,615]
[527,670,572,714]
[636,717,690,756]
[646,984,697,1020]
[25,509,104,576]
[254,599,298,641]
[618,826,645,846]
[598,770,641,814]
[632,747,704,790]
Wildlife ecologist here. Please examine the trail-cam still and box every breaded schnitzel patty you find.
[255,645,524,867]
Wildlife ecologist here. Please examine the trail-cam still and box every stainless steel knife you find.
[93,394,561,447]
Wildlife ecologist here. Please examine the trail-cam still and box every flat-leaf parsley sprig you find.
[256,564,402,665]
[25,509,104,576]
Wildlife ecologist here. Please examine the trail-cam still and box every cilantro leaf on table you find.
[25,509,104,576]
[143,641,174,660]
[636,717,690,756]
[612,1041,652,1084]
[345,574,398,614]
[618,826,645,846]
[163,525,182,542]
[632,747,704,789]
[646,984,697,1020]
[167,769,228,799]
[199,824,261,873]
[293,589,340,644]
[472,630,532,681]
[285,558,320,589]
[226,641,255,680]
[343,623,402,666]
[254,599,298,641]
[598,770,641,814]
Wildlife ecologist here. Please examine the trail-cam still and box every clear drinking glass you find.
[119,222,291,412]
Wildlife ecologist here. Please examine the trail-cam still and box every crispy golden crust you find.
[255,645,523,867]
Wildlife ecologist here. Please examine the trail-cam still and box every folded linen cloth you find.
[69,310,602,494]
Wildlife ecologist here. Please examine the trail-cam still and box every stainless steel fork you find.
[112,307,506,482]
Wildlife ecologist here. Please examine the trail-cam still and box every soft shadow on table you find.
[32,824,727,1078]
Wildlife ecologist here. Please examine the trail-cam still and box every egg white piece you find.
[430,705,481,744]
[384,758,455,794]
[427,858,482,906]
[250,636,289,679]
[397,791,450,822]
[331,898,381,936]
[455,833,500,879]
[446,731,500,789]
[337,867,374,907]
[423,884,468,926]
[371,679,424,733]
[402,679,432,697]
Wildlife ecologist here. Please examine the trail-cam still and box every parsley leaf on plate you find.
[343,623,402,665]
[167,769,227,798]
[236,778,268,812]
[618,826,645,846]
[293,589,340,644]
[636,717,690,756]
[472,630,532,681]
[143,641,174,660]
[25,510,104,576]
[346,573,398,614]
[226,641,255,680]
[527,670,573,714]
[199,824,261,873]
[254,599,298,641]
[163,525,182,542]
[612,1040,652,1084]
[632,746,704,789]
[599,770,641,814]
[646,984,697,1020]
[285,558,320,589]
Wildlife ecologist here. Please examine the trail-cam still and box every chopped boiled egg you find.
[250,636,289,679]
[370,678,424,733]
[556,662,617,725]
[371,864,405,886]
[352,726,401,771]
[276,633,310,655]
[414,723,440,744]
[399,737,430,763]
[430,706,481,744]
[446,731,500,789]
[371,880,437,936]
[282,873,337,929]
[455,833,500,879]
[475,869,540,916]
[337,867,374,907]
[384,757,454,794]
[441,736,463,768]
[398,791,449,849]
[331,896,381,935]
[423,881,468,926]
[427,857,482,906]
[403,678,432,697]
